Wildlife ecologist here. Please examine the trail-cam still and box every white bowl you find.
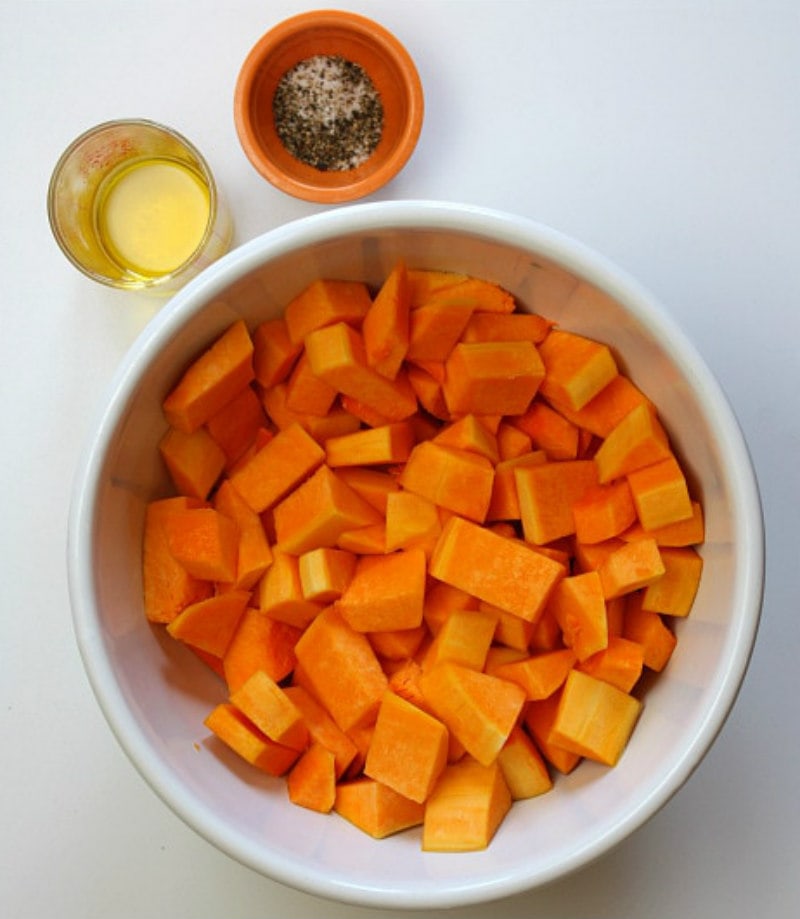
[67,201,764,909]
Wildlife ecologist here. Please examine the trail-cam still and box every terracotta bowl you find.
[234,10,424,203]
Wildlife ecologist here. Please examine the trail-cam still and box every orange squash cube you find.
[641,546,703,617]
[493,648,577,700]
[166,590,250,658]
[593,403,671,483]
[497,726,554,800]
[429,515,564,623]
[287,743,337,813]
[230,669,309,751]
[515,459,599,544]
[364,691,449,803]
[546,571,609,661]
[252,317,302,389]
[400,440,495,523]
[335,777,424,839]
[598,537,665,599]
[283,278,373,344]
[272,464,382,555]
[443,340,545,416]
[538,328,618,411]
[142,497,214,624]
[422,757,512,852]
[222,608,302,693]
[163,506,239,583]
[162,319,255,434]
[228,421,326,514]
[325,421,416,467]
[335,548,427,633]
[550,669,642,766]
[361,259,411,379]
[384,490,442,554]
[421,607,498,673]
[627,454,693,531]
[419,661,526,766]
[294,607,388,732]
[304,321,419,422]
[572,480,638,545]
[204,702,300,776]
[257,549,323,629]
[159,425,226,501]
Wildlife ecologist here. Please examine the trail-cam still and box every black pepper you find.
[273,55,384,172]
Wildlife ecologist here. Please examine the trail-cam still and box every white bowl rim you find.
[66,200,765,909]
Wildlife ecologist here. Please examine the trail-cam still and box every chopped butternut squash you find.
[144,262,707,854]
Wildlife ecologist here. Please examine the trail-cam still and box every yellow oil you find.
[94,156,211,279]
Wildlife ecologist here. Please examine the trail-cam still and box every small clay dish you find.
[234,10,424,203]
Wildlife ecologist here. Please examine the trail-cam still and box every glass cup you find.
[48,119,233,294]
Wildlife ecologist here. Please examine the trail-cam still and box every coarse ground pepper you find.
[272,55,384,172]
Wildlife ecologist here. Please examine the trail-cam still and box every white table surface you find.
[2,1,798,916]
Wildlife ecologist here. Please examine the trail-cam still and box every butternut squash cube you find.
[641,546,703,617]
[222,608,302,693]
[493,648,577,700]
[361,259,411,379]
[547,571,609,662]
[400,440,495,524]
[429,515,564,623]
[163,319,255,434]
[593,403,671,483]
[252,317,302,388]
[422,757,512,852]
[142,497,213,624]
[304,321,418,422]
[204,702,300,776]
[538,328,618,411]
[384,490,442,554]
[283,685,358,779]
[163,506,239,583]
[159,425,226,501]
[406,301,475,362]
[431,414,499,463]
[166,590,250,658]
[335,548,427,633]
[419,661,526,766]
[515,459,599,545]
[497,726,554,800]
[598,537,665,599]
[228,421,326,514]
[421,607,498,673]
[623,594,677,671]
[364,691,449,803]
[443,340,545,416]
[297,546,357,604]
[294,607,388,732]
[577,635,645,693]
[230,669,309,751]
[335,777,424,839]
[325,421,416,468]
[287,743,337,813]
[273,464,382,555]
[284,351,338,417]
[550,669,642,767]
[524,691,582,775]
[256,549,323,629]
[284,278,373,344]
[627,454,693,531]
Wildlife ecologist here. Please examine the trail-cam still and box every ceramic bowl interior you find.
[67,201,763,910]
[234,11,424,203]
